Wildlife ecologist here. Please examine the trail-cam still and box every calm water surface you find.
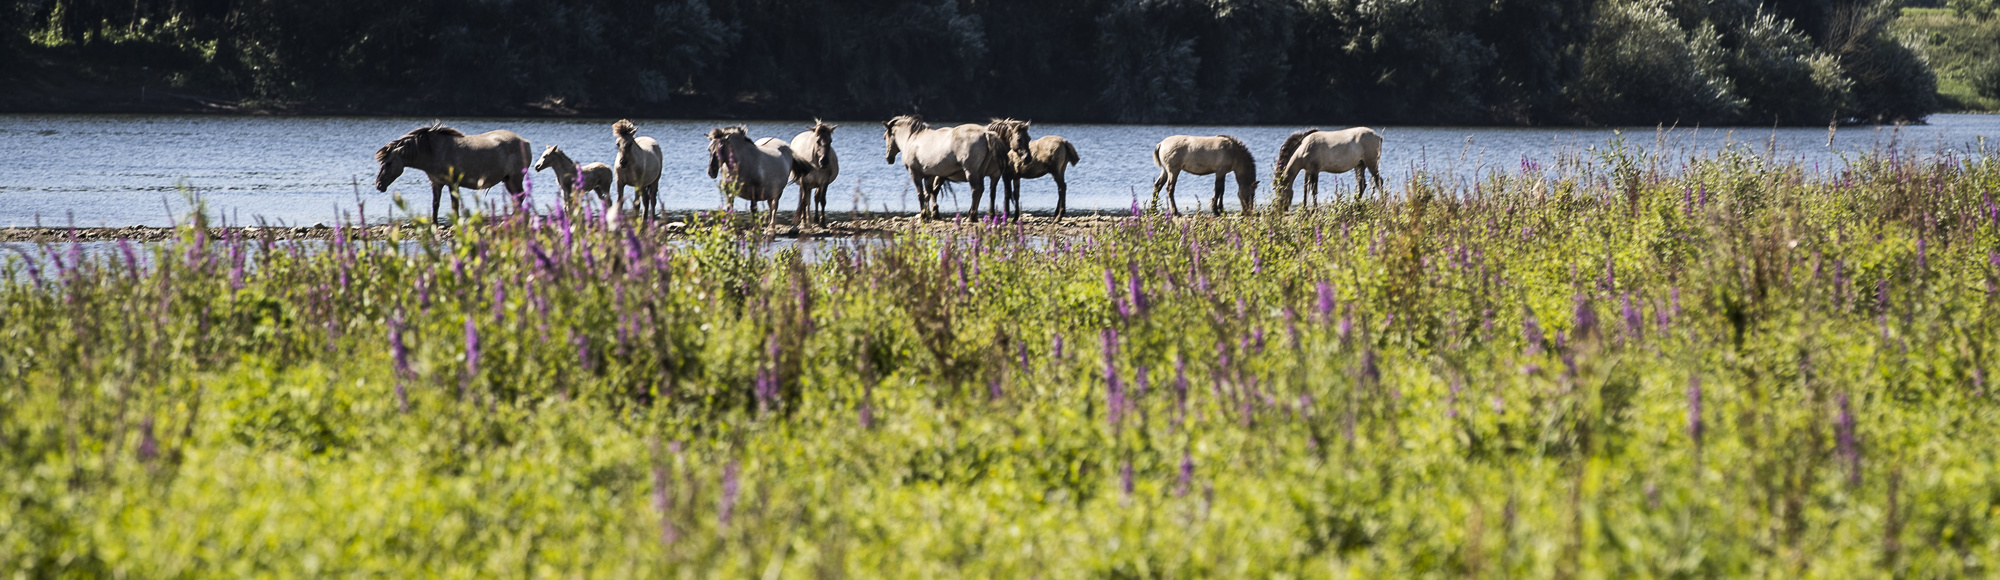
[2,114,1995,227]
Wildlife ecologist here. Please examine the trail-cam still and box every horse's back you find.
[581,163,613,190]
[1160,135,1243,176]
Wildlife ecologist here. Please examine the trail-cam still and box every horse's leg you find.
[1053,171,1068,220]
[1216,173,1232,216]
[1307,172,1320,210]
[1355,167,1367,202]
[1151,168,1170,212]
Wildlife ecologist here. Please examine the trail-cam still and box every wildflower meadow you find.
[3,140,1999,577]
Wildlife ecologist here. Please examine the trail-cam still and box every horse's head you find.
[811,119,837,167]
[884,115,923,164]
[534,145,559,172]
[373,147,405,192]
[374,123,461,192]
[707,126,746,180]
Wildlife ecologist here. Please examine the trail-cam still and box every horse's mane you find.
[710,125,750,141]
[613,119,637,141]
[1216,134,1255,168]
[889,115,927,133]
[1275,129,1319,177]
[375,122,463,163]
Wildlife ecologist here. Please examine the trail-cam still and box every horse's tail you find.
[789,151,815,182]
[1060,140,1080,166]
[1152,141,1165,169]
[1275,129,1317,185]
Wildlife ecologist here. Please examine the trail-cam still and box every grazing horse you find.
[373,123,530,223]
[987,119,1081,220]
[1151,135,1258,216]
[612,119,664,219]
[708,125,805,227]
[882,115,1000,220]
[788,120,840,225]
[1274,127,1385,210]
[533,145,614,207]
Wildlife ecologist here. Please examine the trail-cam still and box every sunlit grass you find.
[2,139,1998,576]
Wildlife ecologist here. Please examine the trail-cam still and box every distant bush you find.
[1572,0,1743,125]
[1974,56,2000,98]
[1726,10,1852,124]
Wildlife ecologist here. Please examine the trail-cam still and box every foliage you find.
[0,0,1961,124]
[3,141,2000,575]
[1894,6,2000,111]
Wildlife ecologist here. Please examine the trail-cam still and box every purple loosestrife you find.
[1522,309,1545,355]
[135,416,158,462]
[1838,393,1860,486]
[650,439,678,546]
[718,461,741,529]
[463,317,481,399]
[1121,461,1135,498]
[1127,261,1148,317]
[1572,293,1598,339]
[1916,236,1928,270]
[1103,328,1125,427]
[1316,281,1335,323]
[1176,452,1194,496]
[988,374,1003,400]
[1106,268,1128,319]
[1621,293,1643,338]
[1337,308,1353,344]
[1173,356,1190,427]
[574,332,594,374]
[1687,377,1703,449]
[1053,334,1064,360]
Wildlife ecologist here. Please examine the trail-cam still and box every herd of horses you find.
[371,116,1385,225]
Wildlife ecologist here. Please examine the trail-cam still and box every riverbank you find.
[0,210,1182,243]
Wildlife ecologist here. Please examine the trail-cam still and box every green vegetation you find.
[0,0,1951,124]
[1894,7,2000,112]
[3,140,1998,576]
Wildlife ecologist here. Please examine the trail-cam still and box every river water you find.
[2,114,1995,228]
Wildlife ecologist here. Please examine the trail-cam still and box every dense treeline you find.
[0,0,1953,124]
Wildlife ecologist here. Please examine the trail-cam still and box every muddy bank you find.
[0,210,1184,243]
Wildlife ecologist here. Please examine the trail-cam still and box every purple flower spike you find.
[1522,310,1545,355]
[136,416,159,462]
[1121,461,1135,498]
[1837,393,1860,486]
[1127,261,1147,317]
[1572,293,1598,339]
[1687,376,1703,448]
[1176,452,1194,496]
[718,461,741,528]
[1315,281,1335,322]
[463,317,481,396]
[1621,293,1643,338]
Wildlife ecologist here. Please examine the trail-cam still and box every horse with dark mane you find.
[883,115,1001,220]
[373,122,530,223]
[788,120,840,225]
[1151,135,1257,215]
[708,125,805,227]
[1274,127,1384,210]
[612,119,665,220]
[986,119,1080,220]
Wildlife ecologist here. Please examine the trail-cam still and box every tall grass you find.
[2,141,1998,577]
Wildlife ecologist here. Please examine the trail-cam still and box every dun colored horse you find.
[883,115,1000,220]
[1274,127,1384,210]
[708,125,805,227]
[373,122,531,223]
[788,120,839,225]
[533,145,613,207]
[612,119,664,220]
[1151,135,1257,216]
[986,119,1081,219]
